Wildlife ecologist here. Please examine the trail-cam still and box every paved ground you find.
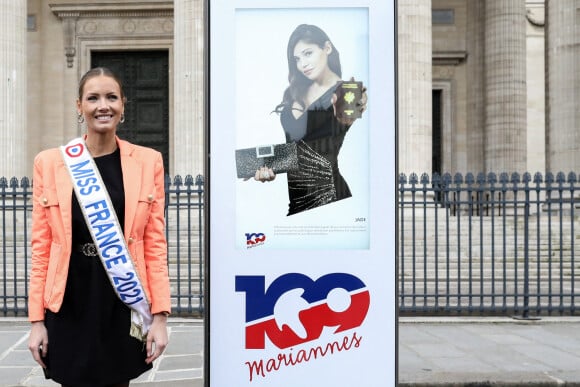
[0,318,203,387]
[399,316,580,386]
[2,316,580,386]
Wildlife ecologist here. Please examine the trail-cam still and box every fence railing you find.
[2,171,580,318]
[399,171,580,317]
[0,177,30,316]
[0,175,205,317]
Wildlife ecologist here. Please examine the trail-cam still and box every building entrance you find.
[92,51,170,170]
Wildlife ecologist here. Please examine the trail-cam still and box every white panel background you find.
[208,1,397,386]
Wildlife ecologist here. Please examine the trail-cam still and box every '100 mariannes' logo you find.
[235,272,370,349]
[246,233,266,248]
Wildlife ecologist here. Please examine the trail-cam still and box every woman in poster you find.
[255,24,367,216]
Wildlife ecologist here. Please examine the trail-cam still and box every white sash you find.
[60,137,153,341]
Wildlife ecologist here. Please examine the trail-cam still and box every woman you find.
[257,24,367,216]
[27,67,171,387]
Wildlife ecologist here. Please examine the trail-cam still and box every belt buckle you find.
[81,243,98,257]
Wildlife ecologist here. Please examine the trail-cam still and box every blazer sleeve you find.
[28,153,52,321]
[143,151,171,314]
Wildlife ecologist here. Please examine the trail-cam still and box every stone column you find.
[466,0,486,174]
[397,0,432,176]
[0,1,27,177]
[173,0,205,177]
[545,0,578,173]
[484,1,527,174]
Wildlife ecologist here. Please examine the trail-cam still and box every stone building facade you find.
[2,0,204,178]
[0,0,576,179]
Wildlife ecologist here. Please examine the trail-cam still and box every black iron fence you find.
[0,177,30,316]
[399,171,579,317]
[2,171,580,318]
[0,175,204,317]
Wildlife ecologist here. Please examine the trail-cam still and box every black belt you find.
[75,242,98,257]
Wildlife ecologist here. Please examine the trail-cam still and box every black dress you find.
[280,85,353,215]
[44,148,151,386]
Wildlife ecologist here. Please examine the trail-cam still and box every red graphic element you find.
[246,233,266,245]
[65,143,84,158]
[245,291,370,349]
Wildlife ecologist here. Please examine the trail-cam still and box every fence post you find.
[514,173,540,320]
[522,174,531,318]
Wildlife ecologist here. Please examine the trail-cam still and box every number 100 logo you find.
[235,273,370,349]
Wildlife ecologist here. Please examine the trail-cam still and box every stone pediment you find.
[49,1,174,67]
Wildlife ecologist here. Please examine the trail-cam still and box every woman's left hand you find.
[145,313,169,364]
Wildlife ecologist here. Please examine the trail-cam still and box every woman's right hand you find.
[254,167,276,182]
[28,321,48,368]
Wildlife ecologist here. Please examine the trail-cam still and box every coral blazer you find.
[28,137,171,322]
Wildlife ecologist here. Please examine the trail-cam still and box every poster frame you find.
[205,1,399,386]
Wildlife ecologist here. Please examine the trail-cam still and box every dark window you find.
[27,15,37,31]
[432,89,442,175]
[432,9,454,25]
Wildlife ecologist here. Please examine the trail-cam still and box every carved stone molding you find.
[526,8,545,27]
[49,2,173,16]
[63,17,77,68]
[49,1,173,68]
[433,66,453,79]
[433,51,467,66]
[77,18,174,36]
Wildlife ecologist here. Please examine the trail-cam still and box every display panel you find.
[207,1,397,386]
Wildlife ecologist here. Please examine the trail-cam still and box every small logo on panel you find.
[245,232,266,248]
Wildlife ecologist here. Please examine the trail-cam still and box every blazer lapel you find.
[118,138,141,238]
